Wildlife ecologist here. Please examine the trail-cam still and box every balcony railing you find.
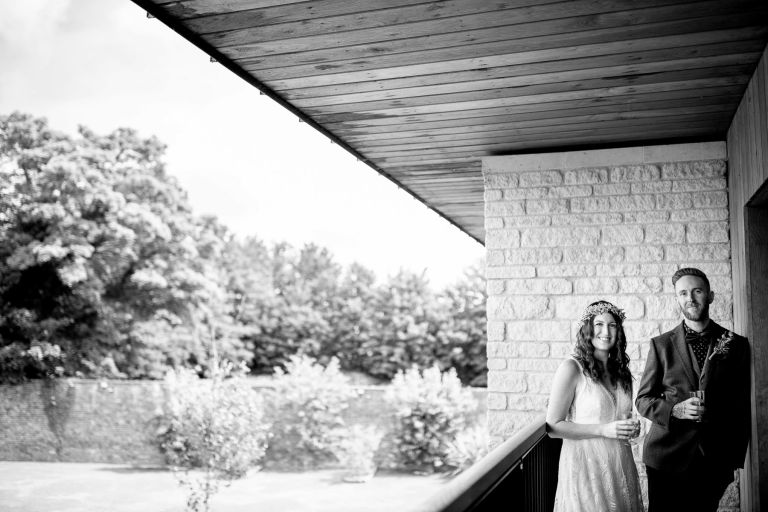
[417,417,561,512]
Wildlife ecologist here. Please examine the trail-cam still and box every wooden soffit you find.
[133,0,768,244]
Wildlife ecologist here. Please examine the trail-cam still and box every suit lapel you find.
[700,321,723,389]
[671,323,698,388]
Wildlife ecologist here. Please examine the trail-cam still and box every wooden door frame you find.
[743,179,768,512]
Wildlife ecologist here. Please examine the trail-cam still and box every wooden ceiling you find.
[134,0,768,244]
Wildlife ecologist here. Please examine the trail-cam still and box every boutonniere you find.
[708,331,734,360]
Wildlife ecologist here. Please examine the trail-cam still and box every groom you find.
[636,267,750,512]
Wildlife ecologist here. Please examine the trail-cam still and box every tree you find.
[435,263,488,386]
[0,111,488,385]
[242,242,351,373]
[322,262,378,372]
[362,270,440,379]
[0,112,240,381]
[218,236,271,327]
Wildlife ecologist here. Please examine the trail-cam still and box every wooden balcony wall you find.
[726,44,768,512]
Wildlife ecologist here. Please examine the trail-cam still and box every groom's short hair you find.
[671,267,710,290]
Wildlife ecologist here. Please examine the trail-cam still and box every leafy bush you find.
[264,354,357,469]
[0,340,65,383]
[157,361,269,512]
[384,365,478,473]
[445,425,491,475]
[336,425,384,482]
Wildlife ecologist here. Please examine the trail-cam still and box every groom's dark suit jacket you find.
[635,321,750,472]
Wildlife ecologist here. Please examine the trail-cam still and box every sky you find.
[0,0,485,289]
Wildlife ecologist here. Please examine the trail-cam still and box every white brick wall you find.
[482,142,733,446]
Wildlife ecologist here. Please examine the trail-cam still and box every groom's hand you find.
[672,397,705,421]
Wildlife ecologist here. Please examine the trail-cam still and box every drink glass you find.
[619,411,640,445]
[689,390,705,422]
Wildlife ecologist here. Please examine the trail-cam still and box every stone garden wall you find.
[0,378,486,465]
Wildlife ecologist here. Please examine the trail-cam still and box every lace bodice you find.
[568,358,633,424]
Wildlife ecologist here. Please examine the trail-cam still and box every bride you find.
[546,301,644,512]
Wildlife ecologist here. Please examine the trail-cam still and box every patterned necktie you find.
[684,328,709,369]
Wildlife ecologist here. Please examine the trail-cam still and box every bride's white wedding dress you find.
[553,358,644,512]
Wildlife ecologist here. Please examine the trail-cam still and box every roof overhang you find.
[133,0,768,244]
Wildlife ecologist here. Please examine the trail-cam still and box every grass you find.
[0,461,451,512]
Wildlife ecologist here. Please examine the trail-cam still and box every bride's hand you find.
[601,420,637,440]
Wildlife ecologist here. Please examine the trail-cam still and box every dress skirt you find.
[554,437,644,512]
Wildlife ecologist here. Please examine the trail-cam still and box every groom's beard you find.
[681,300,710,321]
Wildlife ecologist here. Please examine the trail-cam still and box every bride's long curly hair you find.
[573,301,633,393]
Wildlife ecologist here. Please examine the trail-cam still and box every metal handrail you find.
[415,417,552,512]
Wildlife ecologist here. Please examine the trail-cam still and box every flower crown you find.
[579,302,626,326]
